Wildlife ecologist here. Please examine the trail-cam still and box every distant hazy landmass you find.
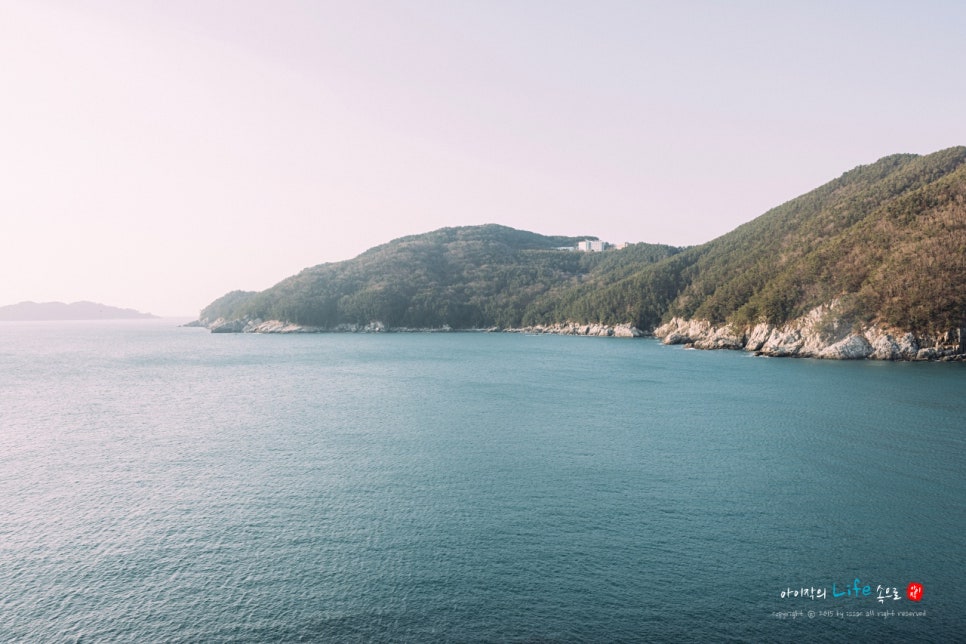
[0,301,157,321]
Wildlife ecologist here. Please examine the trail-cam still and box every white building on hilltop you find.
[576,239,606,252]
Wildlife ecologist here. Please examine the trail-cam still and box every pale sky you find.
[2,1,964,316]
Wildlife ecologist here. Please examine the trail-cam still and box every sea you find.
[1,319,963,643]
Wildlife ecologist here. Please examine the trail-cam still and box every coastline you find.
[654,301,965,362]
[189,305,966,362]
[192,316,646,338]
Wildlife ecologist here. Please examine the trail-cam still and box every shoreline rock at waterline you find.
[500,322,645,337]
[196,306,963,361]
[200,317,645,338]
[654,302,965,362]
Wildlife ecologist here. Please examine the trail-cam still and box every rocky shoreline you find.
[653,301,965,362]
[193,317,645,338]
[191,305,964,362]
[500,322,645,337]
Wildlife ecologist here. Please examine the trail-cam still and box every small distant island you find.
[0,301,157,321]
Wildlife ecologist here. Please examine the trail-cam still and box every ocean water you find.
[1,320,963,642]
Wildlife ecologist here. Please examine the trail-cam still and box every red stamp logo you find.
[906,582,923,602]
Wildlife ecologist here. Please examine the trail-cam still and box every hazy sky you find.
[2,1,964,316]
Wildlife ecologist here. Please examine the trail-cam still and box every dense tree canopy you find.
[202,147,966,336]
[200,224,679,329]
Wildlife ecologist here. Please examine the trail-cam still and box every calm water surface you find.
[1,320,963,642]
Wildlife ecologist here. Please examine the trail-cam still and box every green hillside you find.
[200,224,679,329]
[538,146,966,335]
[200,147,966,340]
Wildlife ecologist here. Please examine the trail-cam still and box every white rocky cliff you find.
[654,301,965,361]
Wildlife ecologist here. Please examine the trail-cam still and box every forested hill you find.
[199,147,966,344]
[548,146,966,335]
[199,225,680,329]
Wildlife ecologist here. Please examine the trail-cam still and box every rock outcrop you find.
[197,316,644,338]
[654,301,964,361]
[208,317,249,333]
[502,322,645,337]
[204,317,387,334]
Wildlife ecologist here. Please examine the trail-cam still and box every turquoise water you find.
[1,320,963,642]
